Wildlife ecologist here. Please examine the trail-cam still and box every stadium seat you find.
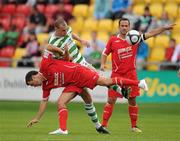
[164,3,178,20]
[154,35,170,48]
[80,31,91,41]
[83,18,98,32]
[45,4,59,17]
[64,4,74,13]
[173,19,180,34]
[132,0,146,4]
[149,47,165,61]
[16,5,31,17]
[164,0,180,4]
[172,34,180,44]
[150,3,163,18]
[73,4,89,18]
[0,46,15,67]
[148,0,166,4]
[37,33,49,45]
[0,13,11,21]
[98,19,113,33]
[12,48,26,67]
[1,4,16,15]
[147,47,165,70]
[88,5,94,18]
[97,31,109,43]
[0,18,11,30]
[36,4,45,13]
[175,0,180,4]
[69,17,84,34]
[11,16,26,31]
[0,46,15,58]
[112,19,119,34]
[133,4,145,16]
[145,37,155,48]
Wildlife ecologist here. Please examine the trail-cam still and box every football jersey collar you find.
[117,34,126,41]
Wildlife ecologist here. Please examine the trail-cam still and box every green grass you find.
[0,101,180,141]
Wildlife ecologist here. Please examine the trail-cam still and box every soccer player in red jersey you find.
[100,18,175,132]
[25,53,148,135]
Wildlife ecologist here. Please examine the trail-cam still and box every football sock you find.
[102,103,114,127]
[112,77,139,86]
[84,103,101,129]
[110,85,123,96]
[129,105,138,128]
[58,108,68,131]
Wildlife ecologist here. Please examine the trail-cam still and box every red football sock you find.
[58,108,68,131]
[112,77,139,86]
[102,103,114,127]
[128,105,138,128]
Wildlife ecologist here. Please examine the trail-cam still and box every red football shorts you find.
[108,70,140,98]
[63,85,83,94]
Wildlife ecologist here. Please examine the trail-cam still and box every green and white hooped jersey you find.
[48,26,85,64]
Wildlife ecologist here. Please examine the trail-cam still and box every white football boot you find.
[131,126,142,133]
[138,79,148,91]
[49,128,68,135]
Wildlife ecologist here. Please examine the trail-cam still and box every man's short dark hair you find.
[118,18,130,26]
[25,71,38,85]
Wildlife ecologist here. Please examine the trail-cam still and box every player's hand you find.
[163,24,176,31]
[100,64,106,71]
[80,40,90,48]
[64,44,69,52]
[27,118,39,128]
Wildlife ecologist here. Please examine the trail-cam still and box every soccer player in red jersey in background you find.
[25,53,148,135]
[100,18,175,132]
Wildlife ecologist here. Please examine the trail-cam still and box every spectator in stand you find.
[94,0,111,20]
[18,32,41,67]
[136,41,149,70]
[26,0,36,7]
[48,0,59,4]
[22,21,36,47]
[71,0,90,5]
[0,24,6,49]
[171,44,180,63]
[160,38,177,70]
[134,6,154,32]
[110,0,132,20]
[2,0,16,4]
[83,31,105,69]
[29,6,47,34]
[6,25,19,47]
[36,0,48,4]
[122,6,139,29]
[52,3,74,24]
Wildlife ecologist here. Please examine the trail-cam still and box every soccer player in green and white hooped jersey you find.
[45,18,130,134]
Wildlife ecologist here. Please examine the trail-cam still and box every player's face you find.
[56,23,68,36]
[119,21,130,36]
[27,75,42,87]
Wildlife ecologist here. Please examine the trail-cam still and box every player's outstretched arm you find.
[144,24,175,40]
[178,68,180,77]
[27,100,48,128]
[100,54,108,71]
[72,33,90,47]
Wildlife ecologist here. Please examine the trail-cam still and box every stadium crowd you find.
[0,0,179,70]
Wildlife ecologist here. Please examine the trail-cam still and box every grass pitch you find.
[0,101,180,141]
